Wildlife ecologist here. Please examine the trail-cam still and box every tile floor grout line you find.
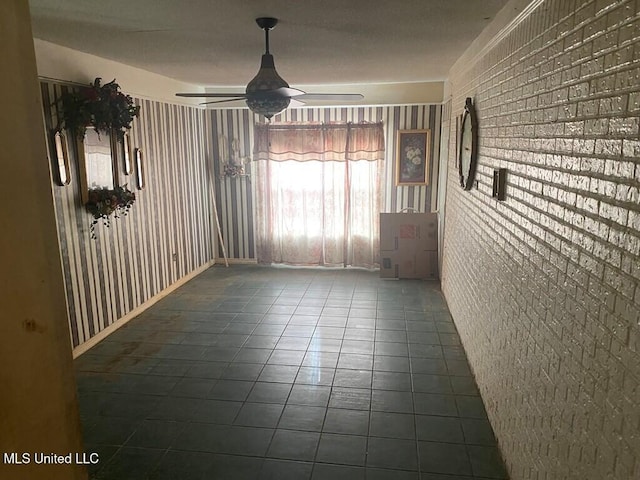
[76,266,507,479]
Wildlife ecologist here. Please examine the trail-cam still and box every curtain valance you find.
[254,122,385,162]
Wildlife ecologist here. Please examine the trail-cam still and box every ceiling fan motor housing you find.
[245,54,291,118]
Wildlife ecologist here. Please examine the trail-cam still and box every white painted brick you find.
[608,116,640,135]
[599,94,629,114]
[621,138,640,156]
[442,1,640,479]
[614,65,640,89]
[615,184,639,202]
[604,45,635,70]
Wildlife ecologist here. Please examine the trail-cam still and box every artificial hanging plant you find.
[86,185,136,239]
[56,77,140,138]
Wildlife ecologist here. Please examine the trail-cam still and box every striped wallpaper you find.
[41,81,215,348]
[210,104,442,260]
[41,82,442,350]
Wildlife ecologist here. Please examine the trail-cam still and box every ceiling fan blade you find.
[288,99,306,108]
[293,93,364,102]
[200,98,247,106]
[176,93,247,98]
[268,87,307,97]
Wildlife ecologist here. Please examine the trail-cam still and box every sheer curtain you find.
[254,122,385,268]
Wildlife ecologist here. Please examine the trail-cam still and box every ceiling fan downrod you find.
[256,17,278,54]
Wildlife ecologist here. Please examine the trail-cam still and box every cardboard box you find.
[414,250,438,279]
[380,250,400,278]
[380,213,438,279]
[380,250,438,279]
[380,213,438,251]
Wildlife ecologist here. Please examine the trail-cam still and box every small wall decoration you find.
[52,130,71,186]
[56,78,140,138]
[219,136,250,179]
[135,148,145,189]
[122,132,132,175]
[396,129,431,186]
[492,168,507,201]
[459,97,478,190]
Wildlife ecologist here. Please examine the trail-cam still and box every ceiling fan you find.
[176,17,364,118]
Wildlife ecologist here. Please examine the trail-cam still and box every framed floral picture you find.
[396,129,431,186]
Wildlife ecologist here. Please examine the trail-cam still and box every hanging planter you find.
[56,78,140,138]
[86,185,136,239]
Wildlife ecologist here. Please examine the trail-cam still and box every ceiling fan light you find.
[246,96,290,119]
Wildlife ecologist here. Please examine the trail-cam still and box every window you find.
[253,122,385,268]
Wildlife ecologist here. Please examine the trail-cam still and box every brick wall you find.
[441,0,640,478]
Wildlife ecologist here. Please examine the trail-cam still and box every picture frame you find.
[396,129,431,186]
[77,127,117,204]
[51,130,71,186]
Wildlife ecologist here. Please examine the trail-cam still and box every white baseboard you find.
[72,260,214,358]
[214,257,258,265]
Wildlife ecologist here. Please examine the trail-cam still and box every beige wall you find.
[0,1,86,479]
[441,0,640,478]
[35,39,444,107]
[34,39,203,106]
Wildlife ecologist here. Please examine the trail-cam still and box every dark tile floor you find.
[76,265,508,480]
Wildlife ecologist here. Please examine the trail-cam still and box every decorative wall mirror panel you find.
[77,127,117,203]
[134,148,145,190]
[52,130,71,186]
[122,132,132,175]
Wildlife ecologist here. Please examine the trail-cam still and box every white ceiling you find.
[28,0,511,89]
